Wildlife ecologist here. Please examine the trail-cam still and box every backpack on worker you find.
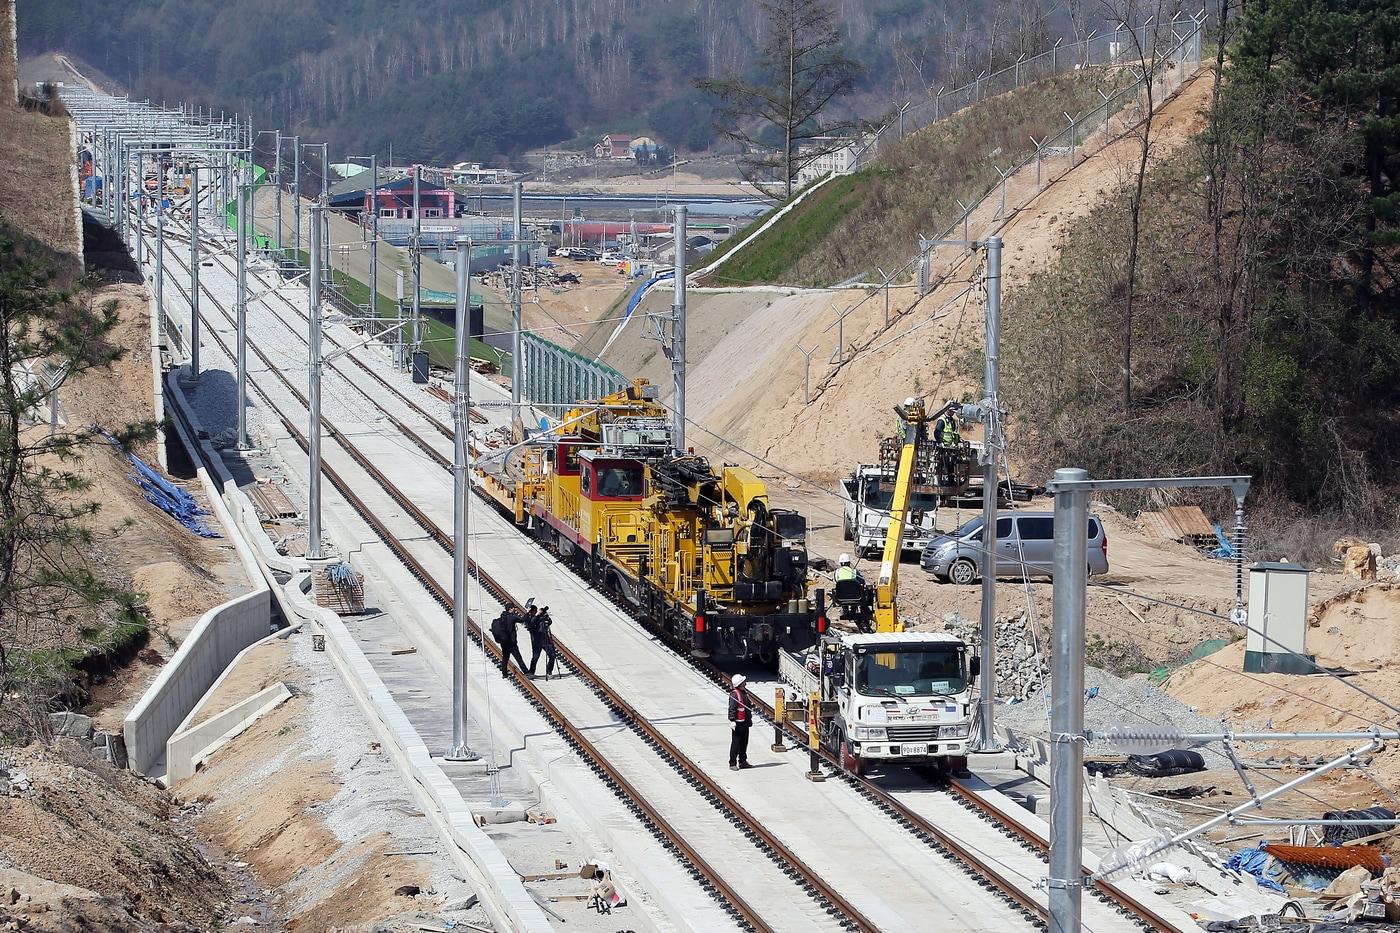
[489,613,510,645]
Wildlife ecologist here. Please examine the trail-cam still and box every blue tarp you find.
[1208,524,1237,560]
[1223,848,1286,892]
[99,430,219,538]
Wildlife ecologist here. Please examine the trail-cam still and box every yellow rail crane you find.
[476,379,825,663]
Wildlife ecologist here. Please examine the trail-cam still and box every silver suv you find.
[920,511,1109,584]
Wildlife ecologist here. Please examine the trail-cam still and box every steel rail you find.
[165,229,1171,932]
[158,241,875,933]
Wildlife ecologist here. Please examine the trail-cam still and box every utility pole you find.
[188,165,201,380]
[368,154,379,324]
[235,170,249,449]
[274,130,282,260]
[510,181,524,437]
[155,154,165,339]
[307,206,324,560]
[1048,466,1089,933]
[446,236,480,764]
[975,234,1004,752]
[411,164,422,359]
[292,137,301,264]
[670,205,687,450]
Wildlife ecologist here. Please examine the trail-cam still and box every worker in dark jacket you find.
[492,605,528,677]
[728,674,753,770]
[527,606,558,679]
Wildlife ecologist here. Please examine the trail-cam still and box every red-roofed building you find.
[594,133,634,160]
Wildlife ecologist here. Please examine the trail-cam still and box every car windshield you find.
[949,517,984,538]
[857,648,967,697]
[861,481,940,512]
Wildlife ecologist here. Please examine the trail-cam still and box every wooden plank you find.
[247,482,298,519]
[1138,510,1180,540]
[1162,505,1214,538]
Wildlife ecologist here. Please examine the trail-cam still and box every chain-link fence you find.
[521,331,627,412]
[850,12,1207,173]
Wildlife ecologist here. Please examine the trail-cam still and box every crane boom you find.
[873,434,919,632]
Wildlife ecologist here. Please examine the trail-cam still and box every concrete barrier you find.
[122,369,274,775]
[166,681,291,782]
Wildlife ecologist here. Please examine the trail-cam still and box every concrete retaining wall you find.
[121,368,274,776]
[166,682,291,782]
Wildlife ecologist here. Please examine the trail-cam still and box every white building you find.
[451,161,507,184]
[795,135,873,186]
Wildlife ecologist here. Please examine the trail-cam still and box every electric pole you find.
[188,165,201,380]
[411,164,422,364]
[235,167,249,449]
[446,236,480,763]
[274,130,282,260]
[368,153,379,327]
[292,137,301,264]
[976,234,1004,752]
[670,205,687,450]
[307,205,323,560]
[510,181,524,437]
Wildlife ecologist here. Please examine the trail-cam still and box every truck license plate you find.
[900,744,928,756]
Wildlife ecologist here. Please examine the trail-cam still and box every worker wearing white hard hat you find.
[727,673,752,769]
[835,553,859,582]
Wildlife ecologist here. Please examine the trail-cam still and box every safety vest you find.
[731,688,749,723]
[835,566,858,581]
[937,418,960,445]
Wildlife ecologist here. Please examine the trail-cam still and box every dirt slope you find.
[707,69,1217,483]
[1167,584,1400,780]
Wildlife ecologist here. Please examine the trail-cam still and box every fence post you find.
[956,198,970,243]
[1032,136,1043,190]
[1064,112,1077,166]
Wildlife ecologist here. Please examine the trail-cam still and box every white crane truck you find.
[779,632,978,775]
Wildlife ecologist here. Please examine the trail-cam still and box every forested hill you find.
[17,0,1056,164]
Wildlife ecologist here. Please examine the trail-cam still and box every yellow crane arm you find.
[873,438,918,633]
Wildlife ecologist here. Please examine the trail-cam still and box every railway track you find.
[155,230,887,933]
[158,222,1181,932]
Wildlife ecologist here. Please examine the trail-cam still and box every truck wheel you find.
[839,733,866,777]
[948,558,977,585]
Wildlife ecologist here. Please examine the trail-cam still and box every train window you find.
[596,465,643,498]
[773,512,807,540]
[580,466,592,495]
[556,440,581,474]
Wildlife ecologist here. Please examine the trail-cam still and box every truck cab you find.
[781,632,978,776]
[840,465,941,557]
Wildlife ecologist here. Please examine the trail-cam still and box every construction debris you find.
[314,563,366,615]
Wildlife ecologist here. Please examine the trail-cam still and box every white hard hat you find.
[732,674,746,687]
[904,397,916,406]
[839,553,851,565]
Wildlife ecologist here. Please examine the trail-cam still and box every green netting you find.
[1149,638,1232,683]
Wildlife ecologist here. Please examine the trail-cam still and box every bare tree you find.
[698,0,865,199]
[1106,0,1182,412]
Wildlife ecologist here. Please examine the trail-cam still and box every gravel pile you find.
[942,610,1047,702]
[1000,665,1227,754]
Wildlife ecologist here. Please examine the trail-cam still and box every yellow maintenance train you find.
[477,380,827,662]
